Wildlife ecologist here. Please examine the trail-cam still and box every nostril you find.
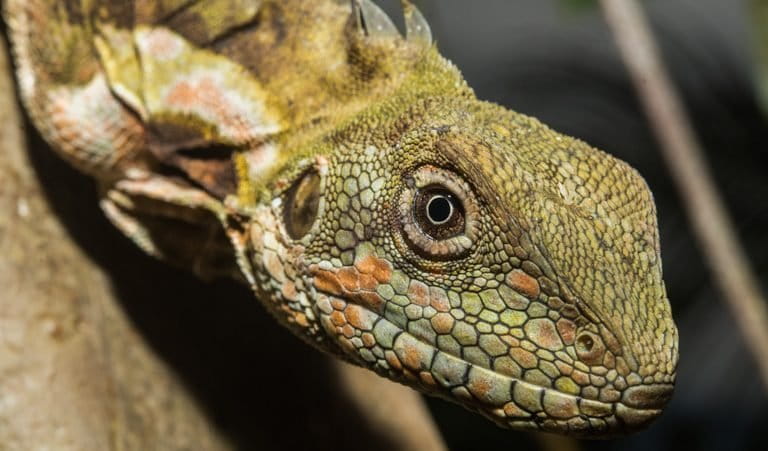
[575,331,605,365]
[621,384,674,409]
[576,334,594,352]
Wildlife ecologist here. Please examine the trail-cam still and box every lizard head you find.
[246,96,678,438]
[235,1,678,437]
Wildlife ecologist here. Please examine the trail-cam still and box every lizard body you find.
[4,0,678,437]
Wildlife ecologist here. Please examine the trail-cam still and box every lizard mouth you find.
[314,293,667,437]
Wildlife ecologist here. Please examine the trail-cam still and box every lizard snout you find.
[621,384,674,410]
[608,384,674,433]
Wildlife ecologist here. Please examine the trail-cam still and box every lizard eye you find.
[396,165,480,261]
[414,186,465,239]
[284,169,322,239]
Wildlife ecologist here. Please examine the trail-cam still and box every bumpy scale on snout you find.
[246,94,679,436]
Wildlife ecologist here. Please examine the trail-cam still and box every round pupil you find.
[427,195,453,224]
[412,186,465,242]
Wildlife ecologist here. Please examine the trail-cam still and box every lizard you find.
[3,0,678,437]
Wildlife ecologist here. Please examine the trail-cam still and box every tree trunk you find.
[0,34,232,451]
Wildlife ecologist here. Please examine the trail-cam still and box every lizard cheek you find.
[284,168,323,239]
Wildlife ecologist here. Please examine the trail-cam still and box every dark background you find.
[20,0,768,450]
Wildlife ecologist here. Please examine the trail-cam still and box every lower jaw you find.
[315,293,662,437]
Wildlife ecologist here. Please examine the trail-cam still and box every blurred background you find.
[18,0,767,450]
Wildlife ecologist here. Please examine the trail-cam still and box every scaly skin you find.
[4,0,678,437]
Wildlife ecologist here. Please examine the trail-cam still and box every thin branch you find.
[599,0,768,391]
[752,0,768,114]
[337,363,447,451]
